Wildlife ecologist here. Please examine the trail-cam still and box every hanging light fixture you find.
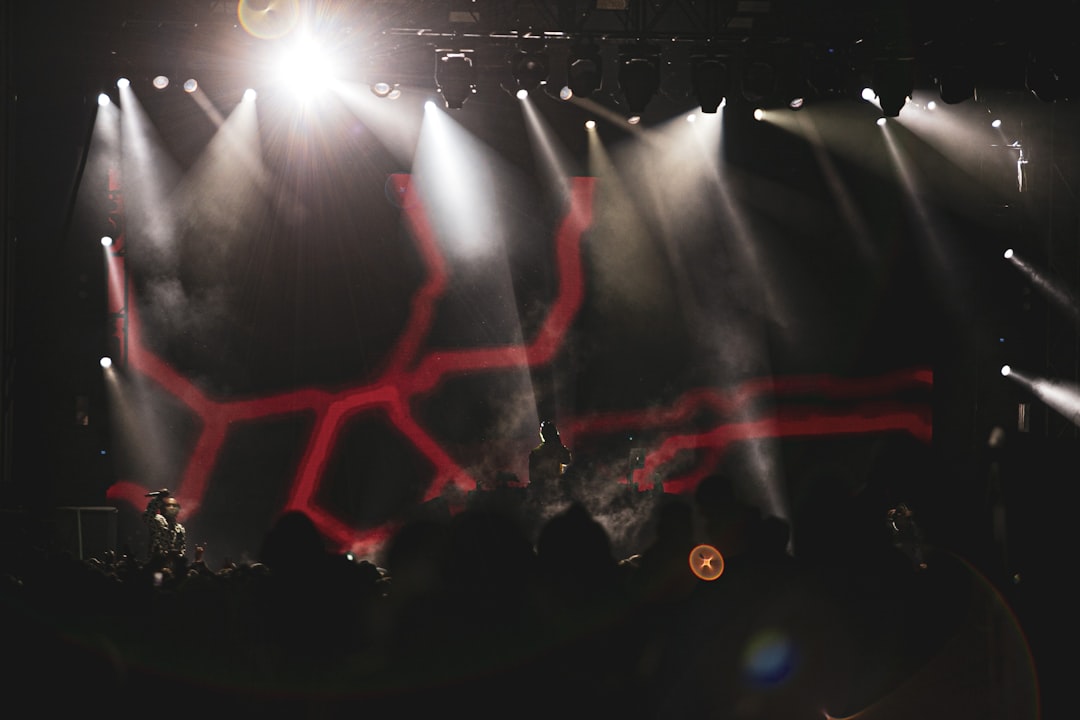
[564,42,603,99]
[618,43,661,119]
[435,50,477,109]
[510,47,550,94]
[691,54,729,113]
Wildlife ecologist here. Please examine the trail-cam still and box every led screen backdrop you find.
[66,83,971,566]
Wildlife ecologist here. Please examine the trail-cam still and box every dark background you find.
[2,2,1077,605]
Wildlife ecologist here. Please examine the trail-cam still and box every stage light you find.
[97,93,110,106]
[936,63,975,104]
[116,77,130,89]
[183,78,198,93]
[511,48,549,93]
[808,46,851,100]
[100,357,113,369]
[100,236,113,247]
[152,75,170,90]
[371,81,400,99]
[565,43,602,99]
[618,44,661,117]
[741,58,777,105]
[435,51,477,109]
[244,88,257,102]
[872,57,914,117]
[691,55,728,113]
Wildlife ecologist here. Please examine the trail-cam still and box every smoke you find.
[143,277,230,342]
[564,454,664,559]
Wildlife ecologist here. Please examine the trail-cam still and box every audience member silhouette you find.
[622,493,699,608]
[0,459,1040,720]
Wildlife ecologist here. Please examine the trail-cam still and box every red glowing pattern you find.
[105,173,932,557]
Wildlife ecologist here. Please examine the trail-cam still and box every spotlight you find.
[690,55,729,113]
[435,51,477,109]
[741,58,777,105]
[510,48,549,93]
[183,78,198,93]
[872,57,914,117]
[100,236,113,247]
[97,93,110,106]
[100,357,113,369]
[618,44,661,117]
[808,46,851,100]
[565,43,603,99]
[936,63,975,104]
[371,81,400,99]
[152,75,170,90]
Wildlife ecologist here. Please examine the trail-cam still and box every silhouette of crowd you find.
[0,468,1040,720]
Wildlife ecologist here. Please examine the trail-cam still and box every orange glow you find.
[689,544,724,581]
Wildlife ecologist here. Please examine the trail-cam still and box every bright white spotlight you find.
[97,93,110,106]
[686,113,697,123]
[876,117,887,126]
[585,119,596,130]
[926,100,937,110]
[559,86,573,100]
[1001,365,1011,377]
[516,88,528,100]
[1004,248,1014,259]
[277,36,337,101]
[100,356,113,369]
[183,78,198,93]
[753,108,765,121]
[628,115,642,125]
[152,75,170,90]
[789,97,804,109]
[243,88,257,102]
[117,77,130,89]
[100,236,113,247]
[371,82,394,98]
[991,118,1002,128]
[861,87,876,102]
